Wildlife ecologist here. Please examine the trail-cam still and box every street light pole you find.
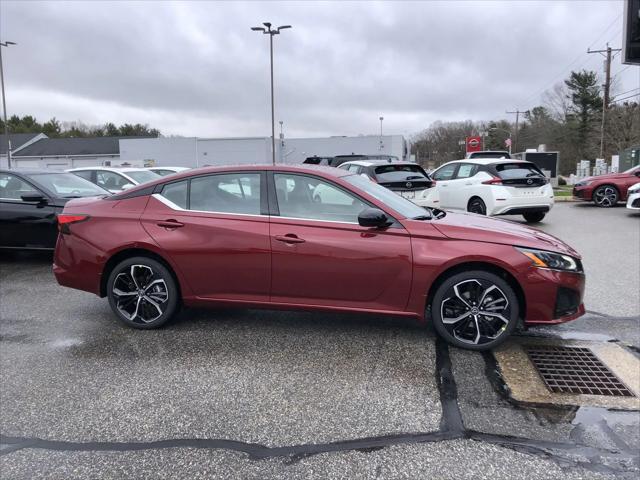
[0,41,16,169]
[251,23,291,165]
[379,116,384,150]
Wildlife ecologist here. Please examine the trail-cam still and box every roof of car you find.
[0,168,68,175]
[338,160,421,168]
[67,166,152,172]
[439,158,528,167]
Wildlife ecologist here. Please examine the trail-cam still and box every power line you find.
[610,93,640,104]
[515,12,623,108]
[612,87,640,98]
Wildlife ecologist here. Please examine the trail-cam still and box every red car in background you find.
[53,165,585,351]
[573,165,640,207]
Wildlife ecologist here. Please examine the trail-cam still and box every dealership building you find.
[5,134,410,170]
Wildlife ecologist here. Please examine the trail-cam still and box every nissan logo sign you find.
[527,178,533,185]
[406,182,412,189]
[469,138,479,148]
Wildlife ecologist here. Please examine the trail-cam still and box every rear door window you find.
[454,164,479,179]
[189,173,261,215]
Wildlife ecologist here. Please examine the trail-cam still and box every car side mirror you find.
[358,208,391,228]
[21,194,47,204]
[635,171,640,177]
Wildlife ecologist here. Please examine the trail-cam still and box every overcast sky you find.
[1,0,638,139]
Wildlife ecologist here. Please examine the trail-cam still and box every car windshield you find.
[28,173,108,197]
[126,170,161,184]
[495,163,544,179]
[374,164,429,182]
[345,174,429,219]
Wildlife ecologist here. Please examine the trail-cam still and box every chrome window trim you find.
[152,193,361,225]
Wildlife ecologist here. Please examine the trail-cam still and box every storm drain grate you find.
[526,345,635,397]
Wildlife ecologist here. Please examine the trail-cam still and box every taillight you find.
[57,214,90,233]
[482,177,503,185]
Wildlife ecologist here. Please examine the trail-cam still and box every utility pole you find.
[251,23,292,165]
[379,116,384,150]
[587,44,621,158]
[505,109,528,154]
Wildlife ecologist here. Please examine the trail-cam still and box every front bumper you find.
[518,267,586,325]
[572,185,593,201]
[626,191,640,210]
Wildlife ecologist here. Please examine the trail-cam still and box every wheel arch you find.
[425,261,526,323]
[100,247,183,299]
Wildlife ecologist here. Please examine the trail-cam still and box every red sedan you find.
[573,165,640,207]
[53,165,585,350]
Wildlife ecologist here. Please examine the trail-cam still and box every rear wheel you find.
[523,212,546,223]
[431,271,519,351]
[106,256,179,329]
[593,185,618,207]
[467,197,487,215]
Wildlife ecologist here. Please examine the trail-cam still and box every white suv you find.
[415,159,554,223]
[67,167,160,194]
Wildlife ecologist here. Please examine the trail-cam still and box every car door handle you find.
[274,234,305,244]
[157,219,184,228]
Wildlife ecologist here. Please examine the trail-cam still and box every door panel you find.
[270,219,412,311]
[269,172,412,311]
[141,173,270,301]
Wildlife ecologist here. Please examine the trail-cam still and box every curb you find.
[553,196,580,202]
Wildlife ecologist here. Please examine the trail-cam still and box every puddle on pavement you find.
[48,338,85,349]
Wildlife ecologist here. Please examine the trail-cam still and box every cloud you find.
[0,0,634,138]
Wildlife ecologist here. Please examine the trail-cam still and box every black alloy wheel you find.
[593,185,618,207]
[467,197,487,215]
[106,256,179,329]
[431,271,519,351]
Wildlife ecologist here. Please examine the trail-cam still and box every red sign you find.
[466,136,482,153]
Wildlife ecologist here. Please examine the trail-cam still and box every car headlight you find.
[628,184,640,194]
[574,180,592,187]
[516,247,582,272]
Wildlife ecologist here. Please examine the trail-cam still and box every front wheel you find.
[593,185,618,207]
[106,256,179,329]
[523,212,546,223]
[431,271,519,351]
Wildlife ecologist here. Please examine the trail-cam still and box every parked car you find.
[626,182,640,210]
[148,167,190,177]
[466,151,511,159]
[337,160,433,201]
[53,165,585,351]
[416,159,554,223]
[302,156,334,166]
[67,167,160,194]
[572,165,640,207]
[0,169,109,250]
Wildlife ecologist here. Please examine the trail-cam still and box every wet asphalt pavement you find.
[1,202,639,479]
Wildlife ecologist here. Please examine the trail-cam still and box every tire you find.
[593,185,618,207]
[522,212,546,223]
[106,256,179,329]
[431,270,519,351]
[467,197,487,215]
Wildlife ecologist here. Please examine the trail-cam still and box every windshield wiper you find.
[63,195,83,198]
[411,214,432,221]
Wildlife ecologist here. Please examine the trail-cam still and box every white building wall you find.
[119,137,197,167]
[119,134,410,168]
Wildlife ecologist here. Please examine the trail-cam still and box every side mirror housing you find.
[358,208,391,228]
[21,194,47,204]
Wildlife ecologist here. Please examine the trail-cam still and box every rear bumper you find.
[495,205,550,216]
[53,233,103,296]
[518,267,586,325]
